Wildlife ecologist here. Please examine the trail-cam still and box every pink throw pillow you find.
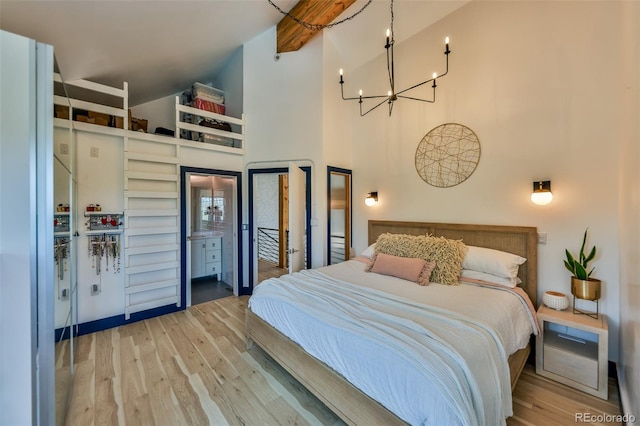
[367,253,436,286]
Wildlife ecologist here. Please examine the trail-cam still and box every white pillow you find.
[460,269,522,288]
[360,243,376,258]
[462,245,526,280]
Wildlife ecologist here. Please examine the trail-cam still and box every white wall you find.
[130,93,180,135]
[341,1,623,360]
[75,130,126,323]
[617,0,640,419]
[243,27,325,269]
[212,46,243,120]
[256,174,279,229]
[321,32,353,171]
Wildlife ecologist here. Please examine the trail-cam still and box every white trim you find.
[64,78,127,99]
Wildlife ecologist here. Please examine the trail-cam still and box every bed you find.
[246,220,538,425]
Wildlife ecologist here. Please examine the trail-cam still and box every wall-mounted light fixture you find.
[365,192,378,207]
[531,181,553,205]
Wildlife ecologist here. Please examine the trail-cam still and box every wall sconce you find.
[531,181,553,205]
[365,192,378,206]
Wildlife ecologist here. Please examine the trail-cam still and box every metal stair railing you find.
[330,234,346,264]
[258,227,280,264]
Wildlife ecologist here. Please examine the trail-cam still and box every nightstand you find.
[536,304,608,399]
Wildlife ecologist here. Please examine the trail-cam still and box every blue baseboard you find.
[55,326,70,342]
[55,303,185,339]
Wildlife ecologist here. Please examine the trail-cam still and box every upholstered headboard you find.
[368,220,538,305]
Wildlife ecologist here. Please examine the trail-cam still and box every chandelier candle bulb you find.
[339,0,450,116]
[339,68,343,83]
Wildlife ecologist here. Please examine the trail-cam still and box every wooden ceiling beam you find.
[276,0,357,53]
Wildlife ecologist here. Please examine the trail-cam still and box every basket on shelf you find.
[542,290,569,310]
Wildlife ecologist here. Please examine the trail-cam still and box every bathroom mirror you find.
[327,167,352,264]
[193,187,213,234]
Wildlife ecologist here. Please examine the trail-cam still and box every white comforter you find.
[249,260,536,426]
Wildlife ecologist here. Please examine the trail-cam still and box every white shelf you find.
[85,211,124,234]
[85,229,123,236]
[84,211,123,216]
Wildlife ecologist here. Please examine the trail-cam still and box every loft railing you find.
[175,96,245,153]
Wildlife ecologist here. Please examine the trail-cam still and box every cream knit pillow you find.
[371,233,466,285]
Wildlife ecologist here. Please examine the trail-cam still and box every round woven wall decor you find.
[415,123,481,188]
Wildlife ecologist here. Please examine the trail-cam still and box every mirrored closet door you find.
[327,167,352,265]
[53,60,77,426]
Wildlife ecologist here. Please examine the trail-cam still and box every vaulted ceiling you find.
[1,0,467,106]
[1,0,299,105]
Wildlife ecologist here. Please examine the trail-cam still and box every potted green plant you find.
[564,228,601,301]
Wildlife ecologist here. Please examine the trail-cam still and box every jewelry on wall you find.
[54,236,69,280]
[88,233,121,275]
[84,210,123,275]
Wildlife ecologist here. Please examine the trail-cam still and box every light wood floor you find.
[258,259,288,284]
[63,296,623,426]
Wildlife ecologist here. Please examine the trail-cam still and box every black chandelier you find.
[339,0,451,117]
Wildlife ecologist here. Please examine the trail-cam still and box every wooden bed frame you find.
[246,220,538,425]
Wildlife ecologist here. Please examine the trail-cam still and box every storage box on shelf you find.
[68,107,148,132]
[130,115,148,132]
[74,109,117,128]
[192,82,224,104]
[55,105,69,120]
[191,83,226,131]
[193,97,225,115]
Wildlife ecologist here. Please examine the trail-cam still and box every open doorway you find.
[180,167,242,307]
[254,173,289,283]
[248,165,311,293]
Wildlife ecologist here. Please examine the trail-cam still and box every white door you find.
[288,163,306,273]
